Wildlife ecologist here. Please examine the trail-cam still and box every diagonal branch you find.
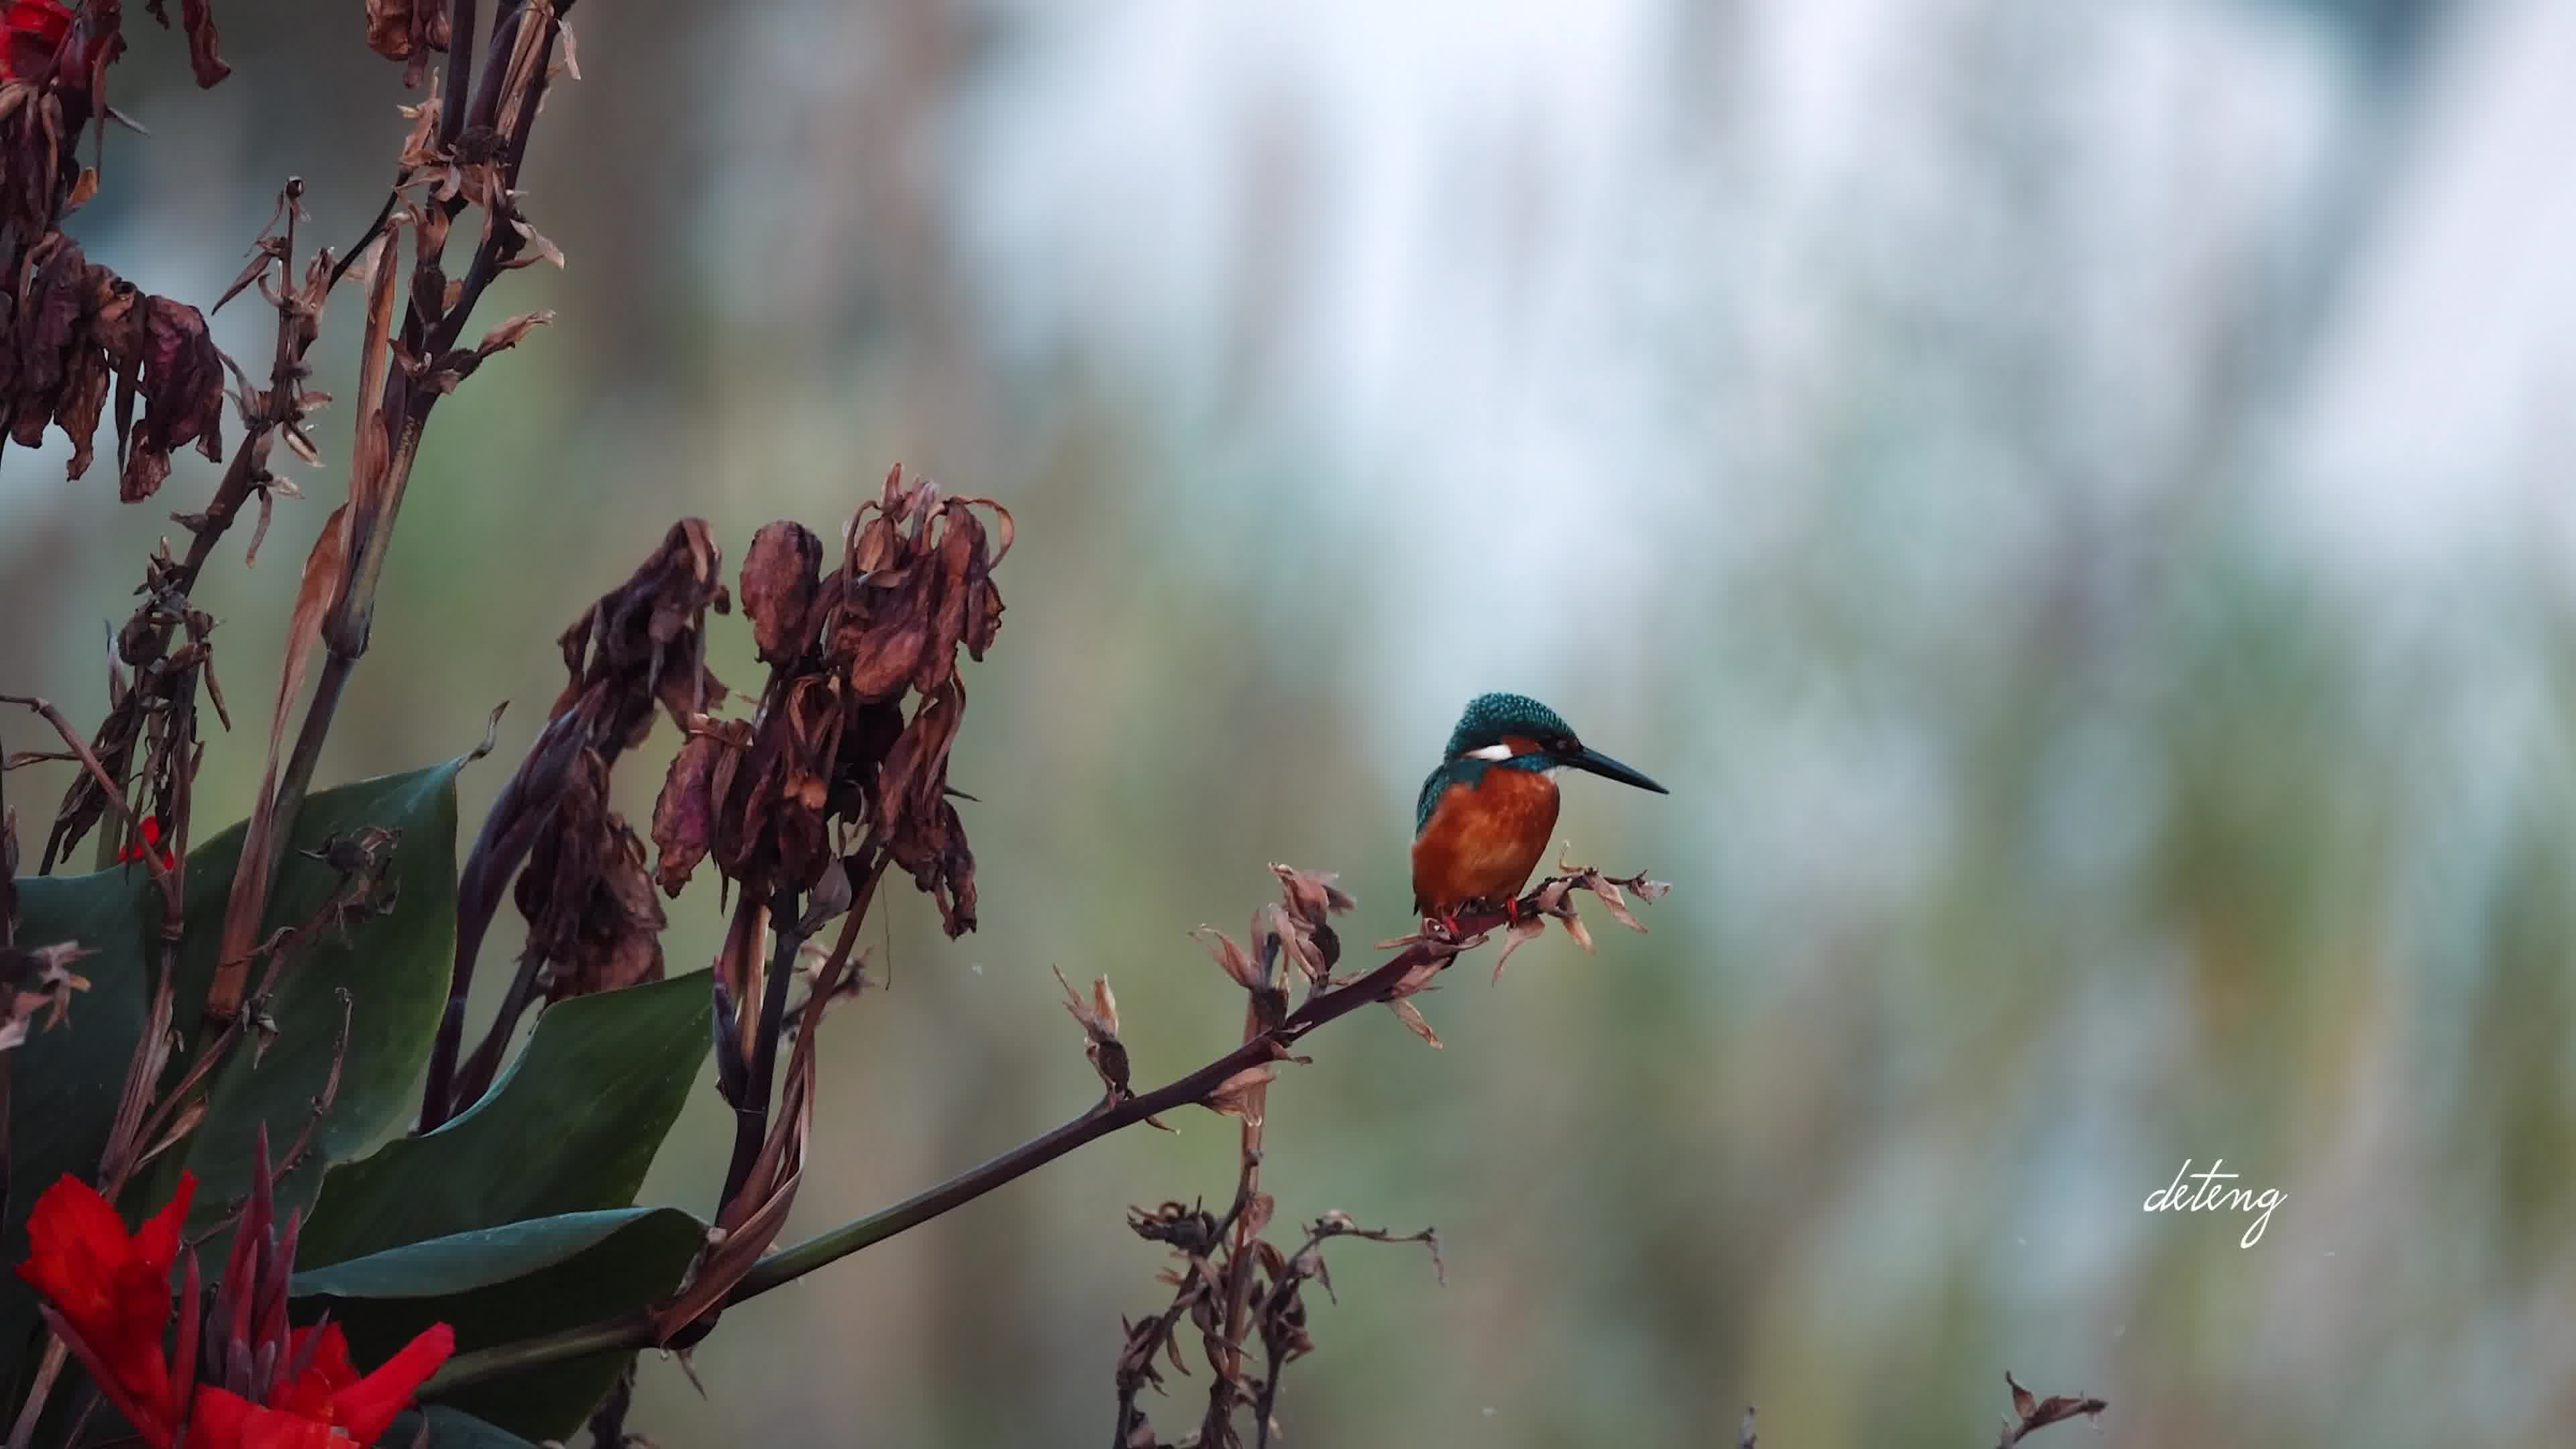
[420,871,1654,1399]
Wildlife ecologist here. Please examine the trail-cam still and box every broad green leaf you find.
[165,759,472,1247]
[300,973,712,1269]
[3,759,472,1381]
[390,1406,544,1449]
[292,1207,706,1440]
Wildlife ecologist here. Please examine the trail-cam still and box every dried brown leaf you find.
[1386,999,1442,1049]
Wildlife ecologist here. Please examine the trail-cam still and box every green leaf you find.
[389,1406,545,1449]
[167,761,472,1248]
[3,758,473,1377]
[300,973,713,1269]
[292,1207,706,1441]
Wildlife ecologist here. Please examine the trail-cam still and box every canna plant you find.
[0,4,1676,1446]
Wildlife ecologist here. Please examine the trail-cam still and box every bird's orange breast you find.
[1411,765,1560,915]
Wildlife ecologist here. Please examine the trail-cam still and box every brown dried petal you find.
[1269,864,1355,926]
[842,619,926,703]
[651,729,734,898]
[1203,1065,1275,1120]
[112,295,228,502]
[1491,914,1547,982]
[549,820,668,1002]
[178,0,231,87]
[740,521,822,667]
[1585,872,1649,934]
[1559,911,1595,954]
[1193,928,1256,991]
[553,519,727,746]
[1387,999,1442,1049]
[364,0,449,64]
[474,309,553,358]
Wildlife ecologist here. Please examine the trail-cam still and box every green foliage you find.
[300,972,713,1267]
[3,759,472,1374]
[163,761,470,1248]
[292,1208,708,1441]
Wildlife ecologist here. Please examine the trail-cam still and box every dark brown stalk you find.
[246,0,570,1017]
[719,885,804,1208]
[439,0,479,148]
[423,712,583,1127]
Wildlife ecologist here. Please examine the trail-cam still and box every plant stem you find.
[718,887,803,1207]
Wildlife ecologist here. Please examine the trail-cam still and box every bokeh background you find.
[6,0,2575,1443]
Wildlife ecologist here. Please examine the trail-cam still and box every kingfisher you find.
[1411,692,1667,930]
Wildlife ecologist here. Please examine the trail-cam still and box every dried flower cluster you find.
[653,465,1009,926]
[2,2,233,502]
[1114,1182,1441,1449]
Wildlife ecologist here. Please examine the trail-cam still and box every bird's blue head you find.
[1440,692,1668,794]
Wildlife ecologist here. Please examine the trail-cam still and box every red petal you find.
[16,1174,127,1321]
[188,1387,347,1449]
[331,1322,453,1446]
[134,1171,196,1277]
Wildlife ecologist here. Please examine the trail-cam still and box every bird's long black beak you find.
[1566,745,1668,794]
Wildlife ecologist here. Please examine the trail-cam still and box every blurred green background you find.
[6,0,2575,1444]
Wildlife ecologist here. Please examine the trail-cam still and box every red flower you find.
[15,1171,195,1444]
[17,1173,455,1448]
[117,814,177,871]
[234,1321,456,1447]
[0,0,71,83]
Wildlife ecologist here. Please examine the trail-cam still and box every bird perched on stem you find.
[1411,692,1667,932]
